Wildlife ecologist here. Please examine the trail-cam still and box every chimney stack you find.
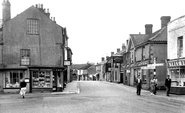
[111,52,114,56]
[117,48,120,52]
[161,16,171,28]
[145,24,153,35]
[46,8,50,18]
[2,0,11,23]
[106,56,109,60]
[101,57,105,61]
[122,43,126,51]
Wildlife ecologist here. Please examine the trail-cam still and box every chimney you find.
[46,8,50,18]
[122,43,126,51]
[111,52,114,56]
[41,4,43,9]
[101,57,105,61]
[145,24,153,35]
[106,56,109,60]
[2,0,11,23]
[117,48,120,52]
[126,40,129,45]
[53,17,56,23]
[161,16,171,28]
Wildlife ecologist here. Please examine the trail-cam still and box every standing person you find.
[165,75,171,96]
[136,75,142,95]
[153,75,158,95]
[150,75,157,95]
[20,78,27,98]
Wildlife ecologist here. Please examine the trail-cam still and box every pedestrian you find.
[20,78,27,98]
[165,75,171,96]
[136,75,142,95]
[150,75,158,95]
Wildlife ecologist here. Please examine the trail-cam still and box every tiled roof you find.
[72,64,87,70]
[148,27,167,42]
[80,64,93,70]
[130,34,149,47]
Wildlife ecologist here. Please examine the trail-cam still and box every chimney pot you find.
[111,52,114,56]
[161,16,171,28]
[41,4,43,9]
[145,24,153,34]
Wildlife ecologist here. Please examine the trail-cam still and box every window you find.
[31,70,52,88]
[177,36,183,57]
[27,19,39,34]
[5,71,24,88]
[20,49,30,66]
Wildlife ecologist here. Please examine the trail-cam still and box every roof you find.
[80,63,93,70]
[72,64,87,70]
[130,34,149,47]
[148,27,167,42]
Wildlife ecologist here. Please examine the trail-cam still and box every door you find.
[53,71,57,92]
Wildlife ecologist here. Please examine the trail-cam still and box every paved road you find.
[0,81,185,113]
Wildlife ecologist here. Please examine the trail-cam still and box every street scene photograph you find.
[0,0,185,113]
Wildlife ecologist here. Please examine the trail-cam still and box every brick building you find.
[126,16,170,89]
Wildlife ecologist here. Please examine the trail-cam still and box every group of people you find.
[136,75,171,96]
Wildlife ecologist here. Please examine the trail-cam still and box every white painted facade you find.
[167,15,185,87]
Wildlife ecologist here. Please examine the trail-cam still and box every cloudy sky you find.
[0,0,185,64]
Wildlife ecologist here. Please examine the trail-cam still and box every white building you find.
[167,15,185,94]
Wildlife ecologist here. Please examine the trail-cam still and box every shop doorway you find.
[52,71,58,92]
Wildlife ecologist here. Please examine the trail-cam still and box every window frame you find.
[26,18,40,35]
[20,49,30,66]
[5,71,25,89]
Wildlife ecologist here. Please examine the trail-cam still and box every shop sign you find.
[168,60,185,67]
[113,55,123,63]
[64,60,71,66]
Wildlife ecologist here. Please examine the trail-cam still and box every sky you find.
[1,0,185,64]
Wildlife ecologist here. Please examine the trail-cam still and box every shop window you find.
[27,19,39,35]
[5,71,24,88]
[20,49,30,66]
[177,36,183,58]
[32,70,51,88]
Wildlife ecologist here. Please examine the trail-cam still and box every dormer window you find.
[26,19,39,35]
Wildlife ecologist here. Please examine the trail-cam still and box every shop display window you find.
[32,70,51,88]
[5,71,24,88]
[171,69,185,87]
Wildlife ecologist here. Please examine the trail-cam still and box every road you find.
[0,81,185,113]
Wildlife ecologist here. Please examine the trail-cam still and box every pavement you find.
[102,81,185,103]
[1,80,185,104]
[0,81,80,104]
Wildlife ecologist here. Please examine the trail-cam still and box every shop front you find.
[29,67,64,93]
[0,66,65,93]
[167,58,185,94]
[1,68,28,93]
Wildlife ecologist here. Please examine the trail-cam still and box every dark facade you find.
[0,1,72,93]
